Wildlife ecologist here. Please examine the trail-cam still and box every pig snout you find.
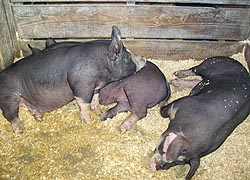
[174,69,196,78]
[150,152,172,171]
[150,133,176,170]
[150,132,189,171]
[150,153,163,171]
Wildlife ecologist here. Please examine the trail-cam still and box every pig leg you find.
[75,97,91,123]
[185,158,200,180]
[120,105,148,133]
[68,76,95,123]
[0,95,24,134]
[100,101,129,120]
[170,79,200,89]
[120,104,147,134]
[90,89,102,116]
[11,117,24,134]
[20,97,44,121]
[120,113,140,134]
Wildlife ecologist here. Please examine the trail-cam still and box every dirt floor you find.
[0,53,250,180]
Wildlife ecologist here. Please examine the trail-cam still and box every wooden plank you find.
[13,5,250,41]
[19,39,243,60]
[1,0,21,67]
[0,0,15,69]
[248,27,250,40]
[124,40,243,60]
[10,0,250,6]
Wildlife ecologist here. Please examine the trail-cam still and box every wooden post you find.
[0,0,20,69]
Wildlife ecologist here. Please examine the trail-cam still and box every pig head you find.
[150,56,250,180]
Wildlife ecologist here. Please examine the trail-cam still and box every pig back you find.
[122,61,169,107]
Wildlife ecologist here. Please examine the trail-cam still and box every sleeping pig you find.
[0,26,145,134]
[99,61,170,133]
[150,56,250,180]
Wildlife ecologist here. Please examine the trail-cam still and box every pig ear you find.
[109,26,124,61]
[165,135,189,162]
[28,44,41,55]
[45,37,57,48]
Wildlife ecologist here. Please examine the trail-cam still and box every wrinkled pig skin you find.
[0,26,145,134]
[150,56,250,180]
[99,61,170,133]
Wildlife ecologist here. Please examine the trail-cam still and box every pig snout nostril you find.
[155,164,161,171]
[156,160,165,170]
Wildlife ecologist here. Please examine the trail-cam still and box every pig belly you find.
[20,86,74,113]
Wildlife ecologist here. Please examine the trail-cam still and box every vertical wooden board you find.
[12,5,250,40]
[0,0,14,69]
[248,27,250,40]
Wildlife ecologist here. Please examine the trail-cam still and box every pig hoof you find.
[120,123,130,134]
[80,118,91,124]
[120,127,127,134]
[80,113,91,124]
[91,106,103,116]
[94,109,103,116]
[34,116,43,122]
[11,118,24,134]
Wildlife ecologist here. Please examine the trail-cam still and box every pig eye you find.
[182,149,187,153]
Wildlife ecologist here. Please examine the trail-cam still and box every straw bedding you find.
[0,53,250,180]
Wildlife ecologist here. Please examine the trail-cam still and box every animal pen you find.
[0,0,250,179]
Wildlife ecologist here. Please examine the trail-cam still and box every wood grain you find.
[10,0,250,6]
[12,5,250,41]
[19,39,243,60]
[0,0,15,69]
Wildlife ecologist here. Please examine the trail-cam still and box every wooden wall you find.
[1,0,250,67]
[0,0,19,69]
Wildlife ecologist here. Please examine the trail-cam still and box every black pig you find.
[99,61,170,133]
[150,56,250,180]
[0,26,145,134]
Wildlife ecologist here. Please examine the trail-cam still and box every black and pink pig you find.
[0,26,145,134]
[150,56,250,180]
[99,61,170,133]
